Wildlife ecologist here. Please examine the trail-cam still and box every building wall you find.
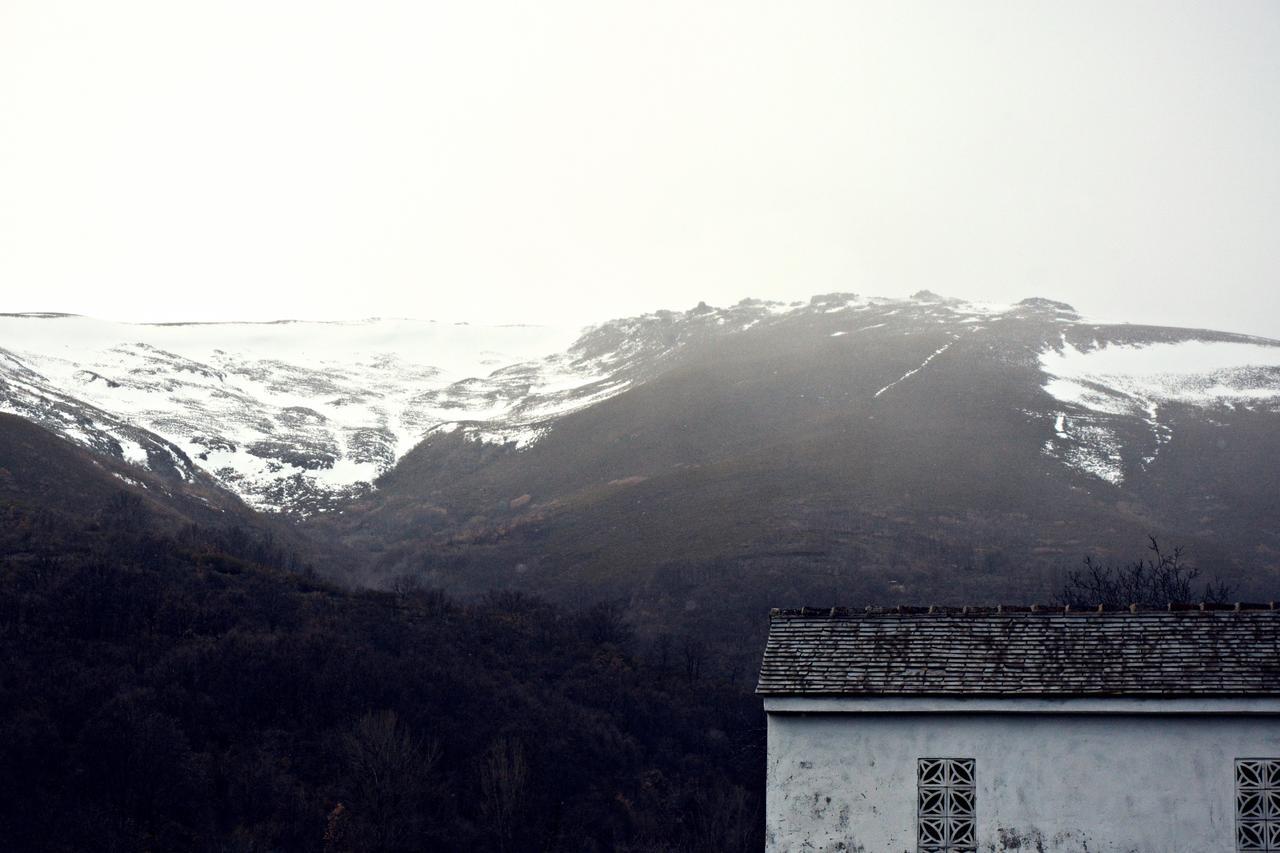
[765,707,1280,853]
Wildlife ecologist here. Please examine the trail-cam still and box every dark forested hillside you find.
[0,428,762,852]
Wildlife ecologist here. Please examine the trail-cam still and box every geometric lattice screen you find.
[917,758,976,853]
[1237,759,1280,852]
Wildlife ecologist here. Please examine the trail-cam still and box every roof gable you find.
[757,605,1280,697]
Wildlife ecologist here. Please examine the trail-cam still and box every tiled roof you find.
[756,604,1280,696]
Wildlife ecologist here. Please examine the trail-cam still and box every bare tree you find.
[1058,537,1233,609]
[650,632,674,676]
[479,737,528,852]
[342,710,441,852]
[689,784,755,853]
[389,573,423,600]
[682,636,707,683]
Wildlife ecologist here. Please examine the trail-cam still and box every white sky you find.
[1,1,1278,337]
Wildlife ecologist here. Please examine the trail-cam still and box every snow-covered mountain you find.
[2,295,1279,519]
[0,315,618,512]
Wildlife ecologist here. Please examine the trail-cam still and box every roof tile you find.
[756,606,1280,696]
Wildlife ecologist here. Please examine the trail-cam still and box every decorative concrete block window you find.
[1237,759,1280,851]
[917,758,976,853]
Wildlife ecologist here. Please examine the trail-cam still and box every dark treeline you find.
[0,496,763,852]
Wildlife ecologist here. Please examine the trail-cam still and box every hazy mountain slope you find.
[4,295,1279,618]
[0,413,345,578]
[0,412,248,524]
[314,294,1280,624]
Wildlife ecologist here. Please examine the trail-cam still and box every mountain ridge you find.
[5,292,1280,670]
[3,294,1279,608]
[5,294,1279,510]
[282,296,1277,645]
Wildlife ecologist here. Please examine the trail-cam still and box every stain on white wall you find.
[766,708,1280,853]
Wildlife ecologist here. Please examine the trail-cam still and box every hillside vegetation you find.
[0,430,762,852]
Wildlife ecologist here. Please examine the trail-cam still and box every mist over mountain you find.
[4,292,1278,658]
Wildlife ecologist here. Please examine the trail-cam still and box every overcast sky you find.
[1,1,1277,336]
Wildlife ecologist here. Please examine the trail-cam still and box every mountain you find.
[298,293,1280,649]
[0,314,606,514]
[4,296,1280,632]
[0,410,342,579]
[0,410,251,527]
[0,301,900,514]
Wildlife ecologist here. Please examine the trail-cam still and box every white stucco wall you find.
[764,699,1280,853]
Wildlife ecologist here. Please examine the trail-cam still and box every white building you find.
[758,605,1280,853]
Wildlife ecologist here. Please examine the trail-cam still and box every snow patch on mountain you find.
[874,337,960,398]
[1038,339,1280,484]
[1042,340,1280,405]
